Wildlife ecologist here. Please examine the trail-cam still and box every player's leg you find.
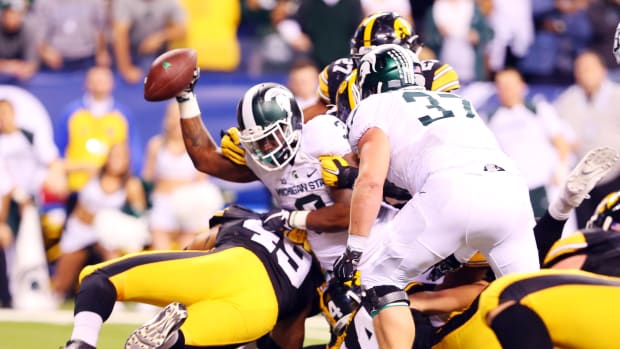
[124,248,279,348]
[488,302,553,349]
[552,146,619,219]
[468,171,540,276]
[537,146,620,261]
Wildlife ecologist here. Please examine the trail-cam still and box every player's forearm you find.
[181,117,220,167]
[306,202,351,232]
[349,177,383,237]
[180,117,257,182]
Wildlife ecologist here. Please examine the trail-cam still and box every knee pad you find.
[363,285,409,317]
[74,271,117,321]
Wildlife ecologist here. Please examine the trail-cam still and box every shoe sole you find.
[124,302,188,349]
[567,147,620,194]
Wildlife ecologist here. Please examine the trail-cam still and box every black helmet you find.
[318,57,356,106]
[350,11,420,64]
[587,191,620,231]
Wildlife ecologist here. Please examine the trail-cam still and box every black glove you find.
[383,180,412,209]
[333,246,363,282]
[427,254,463,282]
[176,67,201,103]
[261,208,293,232]
[319,155,359,189]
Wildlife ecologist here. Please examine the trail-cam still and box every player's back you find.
[214,208,323,319]
[544,228,620,277]
[348,87,515,192]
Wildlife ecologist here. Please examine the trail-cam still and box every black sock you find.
[534,211,566,265]
[490,303,553,349]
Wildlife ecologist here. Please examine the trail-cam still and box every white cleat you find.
[124,302,188,349]
[563,147,620,208]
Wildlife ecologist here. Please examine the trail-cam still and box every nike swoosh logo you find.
[307,169,318,177]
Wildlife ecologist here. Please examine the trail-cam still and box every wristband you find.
[289,210,310,230]
[178,93,200,119]
[348,234,369,252]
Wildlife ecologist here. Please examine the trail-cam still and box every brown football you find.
[144,48,197,102]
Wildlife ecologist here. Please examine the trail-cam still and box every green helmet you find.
[236,83,302,171]
[356,44,424,100]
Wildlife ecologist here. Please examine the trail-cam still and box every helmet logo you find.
[393,18,411,40]
[264,87,292,119]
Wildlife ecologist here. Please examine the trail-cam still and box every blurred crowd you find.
[0,0,619,312]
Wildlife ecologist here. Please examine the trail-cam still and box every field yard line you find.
[0,308,331,341]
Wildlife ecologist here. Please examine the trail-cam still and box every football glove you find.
[426,254,463,282]
[176,67,200,103]
[220,127,246,165]
[383,180,412,209]
[284,228,312,252]
[261,208,294,232]
[333,246,362,283]
[319,155,358,189]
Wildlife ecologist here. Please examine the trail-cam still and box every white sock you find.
[71,311,104,347]
[548,197,572,221]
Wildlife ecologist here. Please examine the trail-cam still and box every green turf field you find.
[0,322,136,349]
[0,316,329,349]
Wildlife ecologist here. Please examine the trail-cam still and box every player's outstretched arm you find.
[176,70,257,183]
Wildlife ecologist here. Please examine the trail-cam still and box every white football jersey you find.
[246,114,351,270]
[347,87,515,193]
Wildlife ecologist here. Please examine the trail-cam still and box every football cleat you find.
[563,147,619,208]
[61,339,96,349]
[124,302,188,349]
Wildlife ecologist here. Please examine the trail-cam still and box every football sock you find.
[534,211,566,265]
[548,196,572,221]
[71,311,103,347]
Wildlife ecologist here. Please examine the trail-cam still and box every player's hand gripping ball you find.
[144,48,197,101]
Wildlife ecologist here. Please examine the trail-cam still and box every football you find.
[144,48,197,102]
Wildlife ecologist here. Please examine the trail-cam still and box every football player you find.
[418,147,620,349]
[320,146,620,349]
[61,205,324,349]
[333,44,539,349]
[175,74,353,273]
[481,187,620,349]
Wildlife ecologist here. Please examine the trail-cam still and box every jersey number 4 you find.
[246,219,312,288]
[402,91,475,126]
